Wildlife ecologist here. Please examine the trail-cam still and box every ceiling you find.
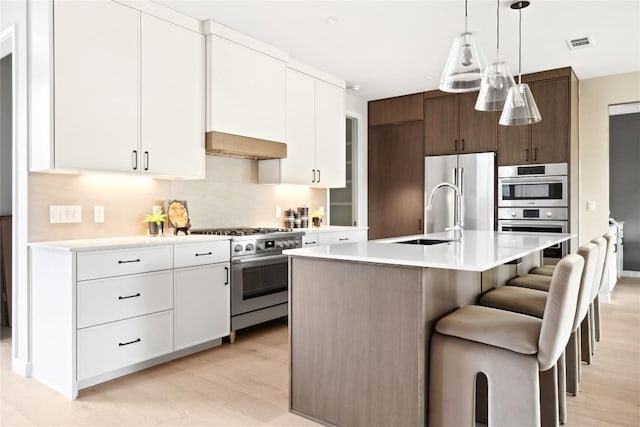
[155,0,640,101]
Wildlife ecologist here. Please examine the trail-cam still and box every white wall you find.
[1,0,30,376]
[1,54,12,215]
[579,72,640,244]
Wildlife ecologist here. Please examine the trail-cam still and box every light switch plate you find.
[275,206,282,218]
[49,205,82,223]
[587,201,597,212]
[94,206,105,223]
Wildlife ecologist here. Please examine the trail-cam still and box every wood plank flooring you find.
[1,280,639,426]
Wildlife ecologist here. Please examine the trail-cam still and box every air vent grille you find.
[567,36,593,50]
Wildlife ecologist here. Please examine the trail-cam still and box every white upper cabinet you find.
[30,0,205,178]
[52,0,139,173]
[141,14,204,178]
[207,30,286,143]
[259,63,346,188]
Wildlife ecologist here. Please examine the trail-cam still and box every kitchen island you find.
[284,230,572,427]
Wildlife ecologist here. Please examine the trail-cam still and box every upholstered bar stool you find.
[429,255,584,427]
[479,243,599,424]
[581,237,607,363]
[593,233,615,343]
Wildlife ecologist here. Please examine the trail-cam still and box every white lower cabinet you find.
[174,263,230,351]
[302,233,320,248]
[77,310,173,381]
[29,238,230,399]
[319,229,368,246]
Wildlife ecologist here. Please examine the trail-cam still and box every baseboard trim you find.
[622,270,640,278]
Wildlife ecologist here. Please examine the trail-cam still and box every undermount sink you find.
[396,238,453,245]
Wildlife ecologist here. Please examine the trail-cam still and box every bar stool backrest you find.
[573,242,599,331]
[589,237,607,302]
[597,233,616,294]
[537,254,584,371]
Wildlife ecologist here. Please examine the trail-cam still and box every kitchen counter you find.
[284,230,572,271]
[295,225,368,233]
[287,230,572,426]
[28,234,231,252]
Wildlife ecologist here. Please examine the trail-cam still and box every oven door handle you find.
[232,254,288,265]
[499,221,567,228]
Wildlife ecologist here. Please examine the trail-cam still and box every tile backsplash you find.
[29,156,327,242]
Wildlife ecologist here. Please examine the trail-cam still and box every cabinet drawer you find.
[319,230,367,246]
[173,241,229,268]
[77,310,173,381]
[77,246,172,281]
[302,233,319,247]
[77,270,173,328]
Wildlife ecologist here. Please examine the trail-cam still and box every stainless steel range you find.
[190,227,303,342]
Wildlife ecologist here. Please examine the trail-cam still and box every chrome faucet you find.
[426,182,464,241]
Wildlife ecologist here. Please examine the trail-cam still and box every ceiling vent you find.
[566,36,593,50]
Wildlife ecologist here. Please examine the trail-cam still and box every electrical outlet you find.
[275,206,282,218]
[49,205,82,223]
[94,206,105,223]
[587,201,597,212]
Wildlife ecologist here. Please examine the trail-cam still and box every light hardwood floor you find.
[1,280,639,426]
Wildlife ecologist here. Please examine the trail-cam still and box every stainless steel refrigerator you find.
[425,153,495,233]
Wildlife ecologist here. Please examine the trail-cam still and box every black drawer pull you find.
[118,258,141,264]
[118,338,141,347]
[305,241,317,245]
[339,238,349,241]
[195,252,213,257]
[224,266,229,285]
[118,293,141,300]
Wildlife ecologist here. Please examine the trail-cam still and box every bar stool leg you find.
[540,365,559,427]
[594,295,601,342]
[581,315,592,364]
[557,353,566,424]
[566,331,579,396]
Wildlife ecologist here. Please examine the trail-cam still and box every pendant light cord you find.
[496,0,500,60]
[465,0,468,33]
[518,9,522,84]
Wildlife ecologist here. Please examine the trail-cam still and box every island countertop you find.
[283,230,573,272]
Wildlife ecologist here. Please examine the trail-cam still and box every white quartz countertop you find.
[283,230,574,272]
[28,234,231,252]
[296,226,368,233]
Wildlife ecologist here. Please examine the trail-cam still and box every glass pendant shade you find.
[499,83,542,126]
[439,32,486,93]
[475,61,516,111]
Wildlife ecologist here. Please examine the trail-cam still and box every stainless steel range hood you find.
[205,131,287,160]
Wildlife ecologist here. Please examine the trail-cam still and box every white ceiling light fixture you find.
[439,0,487,93]
[499,1,541,126]
[475,0,516,111]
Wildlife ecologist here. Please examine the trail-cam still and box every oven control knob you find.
[234,244,243,253]
[276,241,284,248]
[546,212,553,218]
[257,243,265,250]
[245,243,255,251]
[511,211,517,218]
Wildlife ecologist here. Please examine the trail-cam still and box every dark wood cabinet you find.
[498,76,569,166]
[0,216,11,327]
[369,93,423,126]
[424,91,497,156]
[368,121,424,240]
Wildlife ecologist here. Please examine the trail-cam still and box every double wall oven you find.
[498,163,569,261]
[191,228,303,342]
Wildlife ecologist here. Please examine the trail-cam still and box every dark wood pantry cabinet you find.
[424,91,497,156]
[368,121,424,240]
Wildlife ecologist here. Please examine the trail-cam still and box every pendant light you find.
[475,0,516,111]
[439,0,487,93]
[499,1,541,126]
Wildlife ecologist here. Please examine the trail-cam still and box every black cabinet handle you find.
[118,258,141,264]
[418,218,422,231]
[132,150,138,170]
[461,139,465,151]
[454,139,459,152]
[224,266,229,285]
[312,169,316,183]
[118,293,141,300]
[534,147,538,161]
[338,237,349,241]
[305,241,317,245]
[118,338,141,347]
[195,252,213,257]
[144,151,149,171]
[317,169,321,183]
[525,148,529,162]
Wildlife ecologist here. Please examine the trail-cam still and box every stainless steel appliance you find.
[425,152,495,232]
[498,163,569,261]
[190,227,303,342]
[498,163,568,207]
